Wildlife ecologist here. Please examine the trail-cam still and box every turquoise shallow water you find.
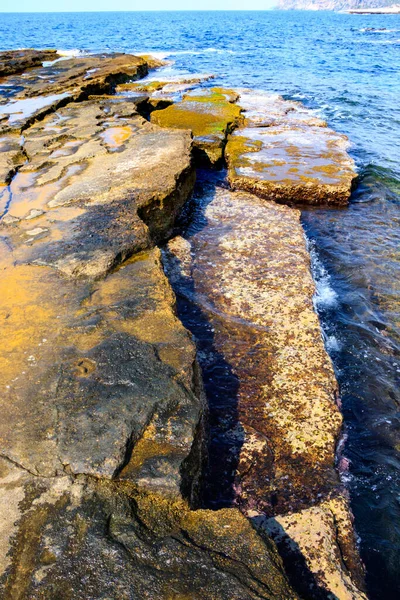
[1,10,400,599]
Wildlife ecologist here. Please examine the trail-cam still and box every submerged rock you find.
[227,90,357,205]
[163,178,366,599]
[151,88,243,167]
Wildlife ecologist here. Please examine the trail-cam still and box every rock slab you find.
[227,90,357,205]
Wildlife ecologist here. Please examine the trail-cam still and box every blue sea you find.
[1,10,399,599]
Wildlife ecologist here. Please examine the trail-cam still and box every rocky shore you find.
[0,49,365,599]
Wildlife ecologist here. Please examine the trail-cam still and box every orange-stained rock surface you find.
[227,89,357,205]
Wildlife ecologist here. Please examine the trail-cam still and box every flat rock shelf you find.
[0,49,364,600]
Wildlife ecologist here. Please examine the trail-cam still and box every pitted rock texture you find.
[227,89,357,205]
[0,243,201,484]
[163,177,366,599]
[260,497,367,600]
[151,87,243,167]
[164,181,342,513]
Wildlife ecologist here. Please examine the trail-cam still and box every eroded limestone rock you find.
[0,53,152,133]
[227,90,357,205]
[0,96,195,278]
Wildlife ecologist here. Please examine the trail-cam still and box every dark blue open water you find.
[1,10,399,599]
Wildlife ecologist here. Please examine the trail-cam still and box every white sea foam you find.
[325,335,341,353]
[360,27,399,33]
[57,49,88,57]
[307,237,339,311]
[139,48,234,59]
[42,49,89,67]
[136,51,171,61]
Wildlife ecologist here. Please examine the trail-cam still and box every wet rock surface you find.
[227,90,357,206]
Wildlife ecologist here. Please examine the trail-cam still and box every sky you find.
[1,1,276,11]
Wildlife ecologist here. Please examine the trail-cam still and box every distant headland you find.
[277,0,400,11]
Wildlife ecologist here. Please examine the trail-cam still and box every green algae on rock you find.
[151,87,243,167]
[227,90,357,205]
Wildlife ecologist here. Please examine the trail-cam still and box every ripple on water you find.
[302,171,400,599]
